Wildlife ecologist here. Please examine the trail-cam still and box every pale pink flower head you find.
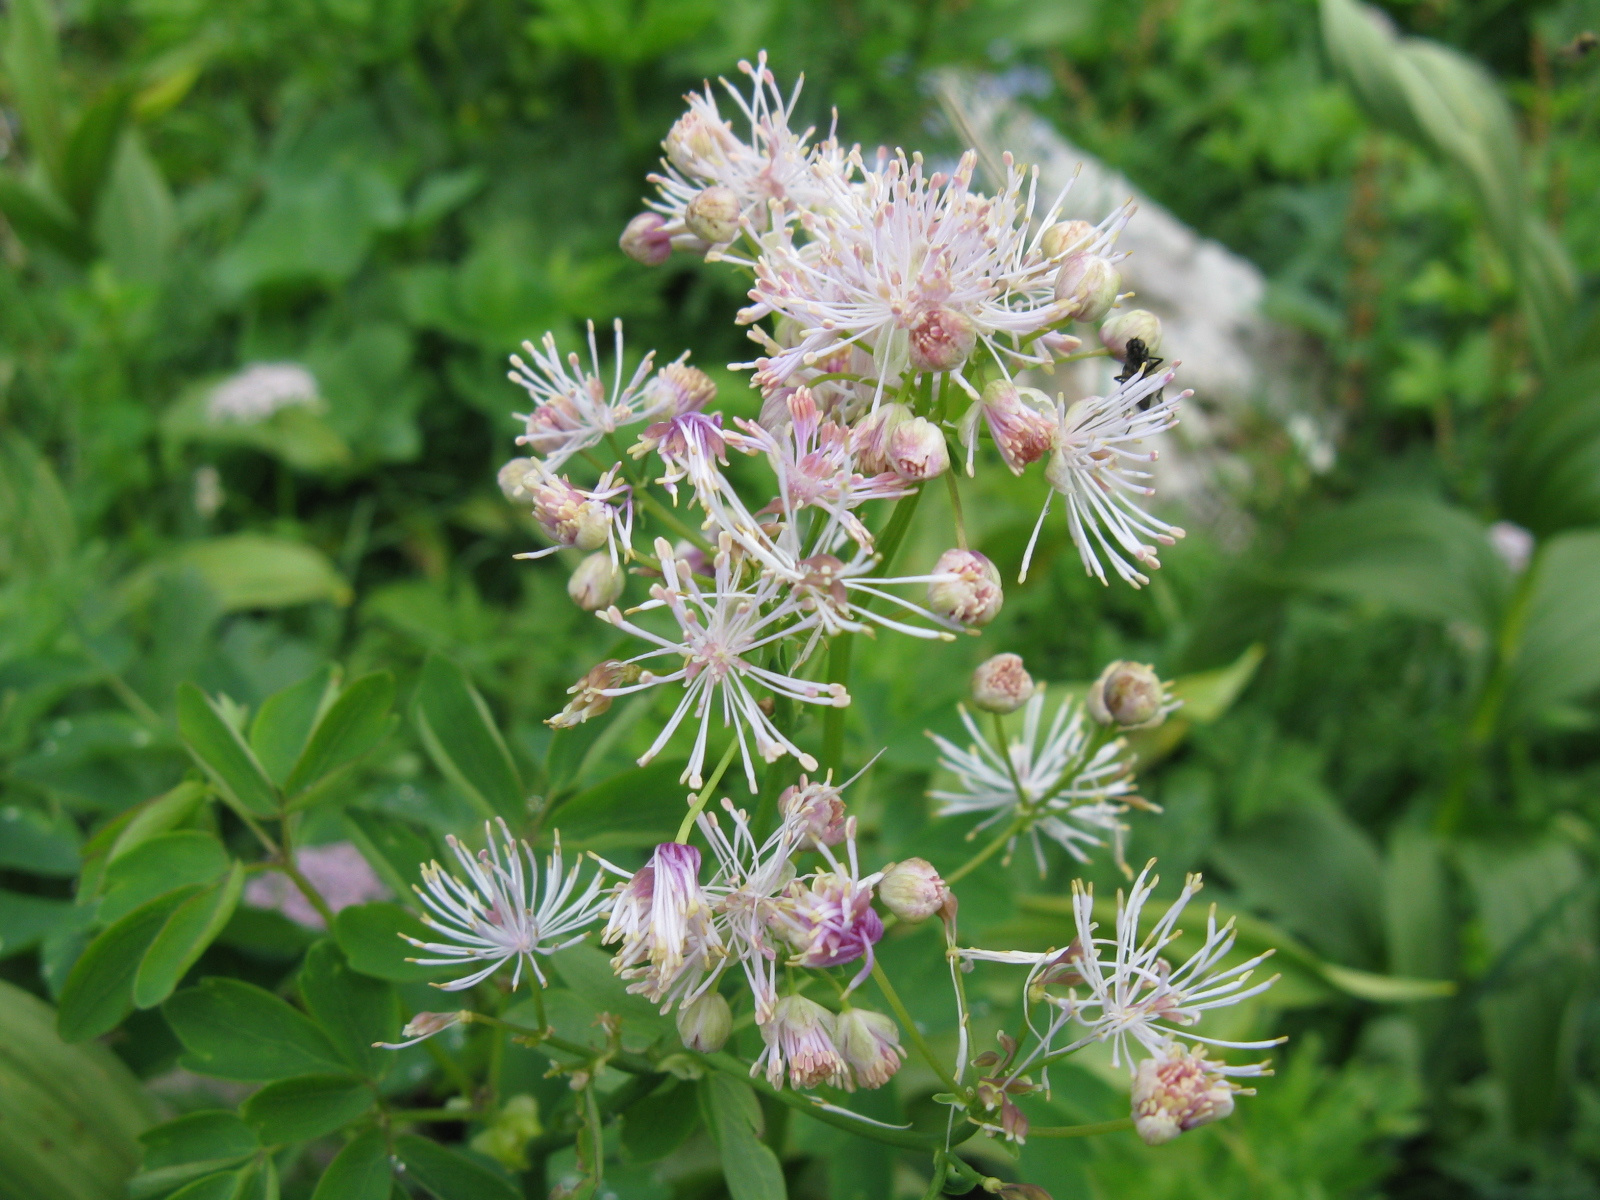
[244,841,387,930]
[754,994,850,1090]
[631,410,733,504]
[620,212,673,265]
[511,461,633,566]
[765,816,883,989]
[777,774,848,848]
[509,320,658,468]
[959,379,1056,476]
[1132,1042,1258,1145]
[547,659,642,730]
[834,1008,905,1090]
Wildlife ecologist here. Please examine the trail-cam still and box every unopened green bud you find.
[1053,253,1121,324]
[1041,219,1094,259]
[677,992,732,1053]
[1087,660,1168,728]
[686,186,742,245]
[568,553,624,612]
[1100,309,1163,361]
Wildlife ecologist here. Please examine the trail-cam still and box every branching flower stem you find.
[871,959,963,1096]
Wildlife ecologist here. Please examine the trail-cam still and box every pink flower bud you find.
[665,109,735,178]
[620,212,673,266]
[758,994,849,1090]
[568,553,624,612]
[969,380,1055,475]
[377,1009,468,1049]
[676,991,732,1053]
[1087,660,1168,728]
[685,186,741,245]
[851,402,912,473]
[1053,253,1121,323]
[970,653,1034,714]
[835,1008,905,1090]
[647,362,717,416]
[928,549,1003,626]
[877,858,949,923]
[778,775,847,848]
[497,457,537,502]
[1041,218,1095,259]
[1100,309,1163,361]
[1132,1043,1239,1145]
[768,869,883,971]
[908,305,976,373]
[547,659,641,729]
[888,416,950,481]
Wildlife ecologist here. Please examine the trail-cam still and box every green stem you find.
[870,960,962,1095]
[919,1153,950,1200]
[945,470,967,550]
[944,817,1024,885]
[1028,1117,1134,1138]
[424,1038,477,1097]
[675,739,741,842]
[278,818,337,927]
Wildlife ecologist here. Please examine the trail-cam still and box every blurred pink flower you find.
[244,841,389,930]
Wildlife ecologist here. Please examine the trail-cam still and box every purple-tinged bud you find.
[497,457,536,502]
[620,212,673,265]
[768,868,883,970]
[1041,218,1095,259]
[648,362,717,416]
[877,858,949,923]
[685,186,741,245]
[547,659,642,729]
[377,1009,468,1049]
[888,416,950,481]
[970,653,1035,714]
[970,380,1055,475]
[778,775,847,848]
[1100,309,1163,361]
[759,994,849,1090]
[928,549,1003,626]
[568,553,624,612]
[676,991,733,1053]
[908,305,977,373]
[1087,660,1168,729]
[851,402,912,473]
[1132,1043,1238,1145]
[835,1008,905,1090]
[1053,253,1121,324]
[523,465,612,552]
[1036,330,1084,358]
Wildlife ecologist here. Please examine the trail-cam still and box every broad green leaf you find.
[1504,531,1600,727]
[1384,826,1455,984]
[171,535,352,611]
[242,1075,373,1144]
[2,0,65,177]
[0,169,87,259]
[109,781,210,863]
[621,1080,700,1162]
[1171,644,1265,723]
[96,128,177,283]
[702,1075,786,1200]
[546,942,672,1034]
[140,1111,258,1169]
[0,978,157,1199]
[164,979,348,1081]
[1499,361,1600,539]
[100,830,229,924]
[413,654,525,821]
[1282,492,1507,633]
[233,1157,278,1200]
[394,1133,520,1200]
[341,808,441,897]
[298,940,399,1076]
[133,862,245,1008]
[60,85,129,219]
[551,761,689,851]
[178,684,280,817]
[332,901,450,983]
[0,802,81,876]
[250,666,338,787]
[312,1129,391,1200]
[0,888,78,959]
[144,1169,244,1200]
[58,888,195,1041]
[284,671,395,798]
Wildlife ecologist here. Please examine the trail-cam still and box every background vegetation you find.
[3,0,1600,1196]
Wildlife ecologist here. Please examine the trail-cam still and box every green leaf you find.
[164,978,348,1081]
[1282,492,1507,633]
[312,1129,392,1200]
[1383,826,1455,984]
[250,667,339,787]
[133,862,245,1009]
[165,1172,246,1200]
[702,1075,787,1200]
[621,1080,700,1162]
[551,761,689,851]
[109,781,210,863]
[0,802,81,876]
[0,888,78,959]
[341,808,442,897]
[298,940,399,1076]
[0,169,87,260]
[100,830,230,924]
[171,535,353,611]
[413,654,525,822]
[332,901,450,983]
[1499,362,1600,539]
[546,942,672,1035]
[60,85,130,220]
[1505,531,1600,726]
[58,888,195,1041]
[284,671,395,798]
[242,1075,373,1144]
[2,0,65,177]
[95,128,177,283]
[178,683,281,818]
[1170,644,1265,723]
[394,1133,521,1200]
[140,1111,258,1169]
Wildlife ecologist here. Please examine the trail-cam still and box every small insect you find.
[1115,337,1166,409]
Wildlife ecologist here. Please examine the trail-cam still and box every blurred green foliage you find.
[4,0,1600,1197]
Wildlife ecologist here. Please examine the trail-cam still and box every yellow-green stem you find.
[870,960,963,1096]
[675,739,741,842]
